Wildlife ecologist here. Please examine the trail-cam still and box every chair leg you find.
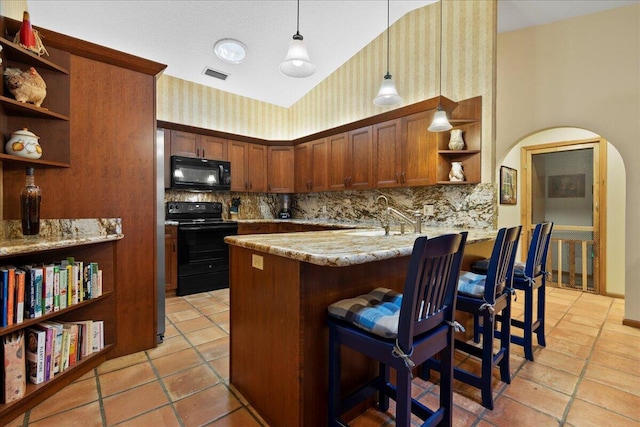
[378,362,390,412]
[522,285,535,361]
[536,280,547,348]
[473,313,481,343]
[328,324,341,426]
[480,310,495,410]
[500,297,512,385]
[395,369,412,427]
[439,331,454,427]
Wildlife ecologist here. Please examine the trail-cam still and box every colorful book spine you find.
[58,267,68,310]
[53,265,60,312]
[24,266,36,319]
[60,328,70,372]
[90,262,100,298]
[34,324,53,381]
[0,267,8,327]
[62,323,78,367]
[2,331,26,404]
[15,269,25,324]
[75,261,84,302]
[43,264,55,315]
[6,266,16,327]
[41,322,64,375]
[33,267,43,318]
[66,264,75,306]
[26,327,46,384]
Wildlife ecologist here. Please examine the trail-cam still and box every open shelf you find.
[0,37,69,74]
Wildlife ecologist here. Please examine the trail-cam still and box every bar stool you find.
[327,233,467,427]
[426,226,521,410]
[472,222,554,361]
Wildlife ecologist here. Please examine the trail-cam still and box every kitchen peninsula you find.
[225,226,496,427]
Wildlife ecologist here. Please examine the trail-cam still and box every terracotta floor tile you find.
[165,299,193,314]
[184,324,227,346]
[502,376,570,419]
[196,336,230,361]
[566,398,640,427]
[163,363,221,401]
[152,347,204,377]
[349,406,393,426]
[29,402,103,427]
[115,405,181,427]
[163,323,180,339]
[566,305,608,321]
[517,361,580,395]
[602,322,640,338]
[583,363,640,396]
[593,337,640,361]
[590,349,640,376]
[547,327,596,347]
[576,378,640,421]
[192,300,229,315]
[96,351,148,374]
[542,335,592,359]
[175,315,215,334]
[218,322,231,334]
[531,347,586,376]
[481,395,561,426]
[102,381,169,425]
[563,313,605,328]
[209,356,230,381]
[28,377,99,421]
[207,408,263,426]
[99,360,157,397]
[146,334,191,359]
[173,383,242,427]
[167,308,201,323]
[209,310,230,324]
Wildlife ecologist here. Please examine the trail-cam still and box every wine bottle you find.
[21,167,41,236]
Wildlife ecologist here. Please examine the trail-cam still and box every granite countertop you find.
[0,218,123,257]
[224,226,496,267]
[164,218,373,229]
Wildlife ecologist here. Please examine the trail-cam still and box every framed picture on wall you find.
[500,166,517,205]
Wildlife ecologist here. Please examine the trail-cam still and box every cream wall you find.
[496,4,640,321]
[497,128,625,296]
[157,0,497,181]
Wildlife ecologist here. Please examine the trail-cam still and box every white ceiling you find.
[26,0,639,108]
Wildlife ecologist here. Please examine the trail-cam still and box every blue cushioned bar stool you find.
[425,226,521,410]
[471,222,554,361]
[327,233,467,427]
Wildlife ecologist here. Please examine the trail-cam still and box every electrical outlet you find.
[423,204,435,216]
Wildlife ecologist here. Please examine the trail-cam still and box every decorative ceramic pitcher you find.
[448,129,465,150]
[449,162,465,182]
[6,128,42,159]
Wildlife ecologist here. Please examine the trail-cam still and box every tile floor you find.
[7,286,640,427]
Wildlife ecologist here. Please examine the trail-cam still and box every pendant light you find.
[428,0,453,132]
[279,0,316,78]
[373,0,402,107]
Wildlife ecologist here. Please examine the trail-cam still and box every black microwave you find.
[170,156,231,191]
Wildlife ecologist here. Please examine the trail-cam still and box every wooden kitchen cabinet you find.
[169,131,227,160]
[372,119,403,188]
[401,111,438,187]
[295,138,328,193]
[229,140,268,192]
[327,127,373,191]
[268,146,294,193]
[436,96,482,184]
[164,225,178,293]
[238,223,273,234]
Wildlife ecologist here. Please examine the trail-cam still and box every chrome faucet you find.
[375,195,423,234]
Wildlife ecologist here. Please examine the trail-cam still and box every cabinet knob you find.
[196,148,200,157]
[202,149,205,158]
[401,172,406,184]
[395,172,400,183]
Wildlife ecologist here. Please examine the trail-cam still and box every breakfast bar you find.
[225,227,495,427]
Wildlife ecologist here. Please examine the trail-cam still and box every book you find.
[14,269,25,324]
[53,265,60,312]
[92,320,104,353]
[90,262,100,298]
[32,266,44,318]
[0,266,7,327]
[75,261,84,302]
[24,266,36,319]
[26,327,46,384]
[6,266,16,327]
[58,266,68,310]
[41,321,64,375]
[60,328,70,372]
[34,324,54,381]
[62,323,78,367]
[66,264,75,306]
[77,320,93,358]
[43,264,55,315]
[2,331,26,404]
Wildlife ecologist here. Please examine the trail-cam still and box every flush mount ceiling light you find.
[428,0,453,132]
[214,38,247,64]
[374,0,402,107]
[279,0,316,78]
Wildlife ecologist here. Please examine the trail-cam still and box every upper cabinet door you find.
[170,131,198,158]
[228,140,248,191]
[348,126,373,190]
[294,142,311,193]
[309,138,329,192]
[268,146,294,193]
[199,136,227,160]
[247,143,268,192]
[327,133,349,191]
[401,111,437,187]
[372,120,402,188]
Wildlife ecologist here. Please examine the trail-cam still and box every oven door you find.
[177,223,238,296]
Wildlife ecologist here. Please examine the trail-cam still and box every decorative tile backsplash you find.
[166,183,496,229]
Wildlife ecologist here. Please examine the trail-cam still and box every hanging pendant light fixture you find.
[428,0,453,132]
[279,0,316,78]
[373,0,402,107]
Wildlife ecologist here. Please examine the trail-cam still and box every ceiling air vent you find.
[203,67,229,80]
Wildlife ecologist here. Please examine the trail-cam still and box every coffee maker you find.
[278,194,292,219]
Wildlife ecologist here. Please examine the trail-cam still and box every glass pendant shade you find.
[374,74,402,106]
[279,34,316,78]
[428,107,453,132]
